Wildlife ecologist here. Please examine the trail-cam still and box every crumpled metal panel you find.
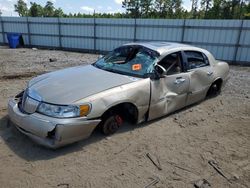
[76,78,151,123]
[149,73,190,120]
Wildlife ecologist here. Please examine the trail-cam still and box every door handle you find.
[207,71,213,76]
[174,78,185,84]
[166,92,178,98]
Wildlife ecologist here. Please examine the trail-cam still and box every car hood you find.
[28,65,138,104]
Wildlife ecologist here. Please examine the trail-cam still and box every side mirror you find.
[154,64,167,78]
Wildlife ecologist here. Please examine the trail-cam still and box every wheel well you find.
[206,78,223,97]
[213,78,223,89]
[101,103,138,124]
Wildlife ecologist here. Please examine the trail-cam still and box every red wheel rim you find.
[115,115,123,125]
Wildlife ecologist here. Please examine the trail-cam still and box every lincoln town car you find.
[8,42,229,148]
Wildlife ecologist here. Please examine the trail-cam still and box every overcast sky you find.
[0,0,192,16]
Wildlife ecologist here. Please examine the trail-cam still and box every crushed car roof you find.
[123,42,192,55]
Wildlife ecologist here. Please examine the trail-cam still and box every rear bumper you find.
[8,98,101,149]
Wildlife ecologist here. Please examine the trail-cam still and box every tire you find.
[207,82,221,98]
[101,114,123,135]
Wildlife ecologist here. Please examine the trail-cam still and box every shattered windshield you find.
[93,45,159,78]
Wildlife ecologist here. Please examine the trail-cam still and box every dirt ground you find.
[0,46,249,188]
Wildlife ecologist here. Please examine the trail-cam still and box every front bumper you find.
[8,98,101,149]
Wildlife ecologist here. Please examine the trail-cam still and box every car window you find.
[185,51,209,69]
[93,46,159,78]
[158,52,182,75]
[106,46,133,63]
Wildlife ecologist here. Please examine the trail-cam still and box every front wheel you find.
[101,114,123,135]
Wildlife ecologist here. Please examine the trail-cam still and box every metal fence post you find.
[181,19,186,43]
[58,17,62,49]
[94,11,97,53]
[26,17,31,46]
[0,16,6,43]
[133,18,137,42]
[234,19,244,64]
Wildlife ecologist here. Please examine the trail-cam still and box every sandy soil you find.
[0,46,249,188]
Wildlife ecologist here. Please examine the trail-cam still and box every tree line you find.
[12,0,250,19]
[123,0,250,19]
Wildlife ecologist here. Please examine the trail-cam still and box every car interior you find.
[185,51,209,69]
[158,52,182,75]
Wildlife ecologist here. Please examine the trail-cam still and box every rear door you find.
[183,51,215,105]
[149,51,190,120]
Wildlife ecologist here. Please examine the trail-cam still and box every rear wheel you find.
[101,114,123,135]
[207,81,222,98]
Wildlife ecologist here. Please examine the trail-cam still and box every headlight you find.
[37,102,91,118]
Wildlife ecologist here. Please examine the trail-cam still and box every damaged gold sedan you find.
[8,42,229,148]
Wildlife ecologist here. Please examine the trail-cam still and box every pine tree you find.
[141,0,153,17]
[29,2,44,17]
[44,1,55,17]
[191,0,199,18]
[122,0,141,18]
[200,0,212,18]
[54,8,64,17]
[14,0,28,16]
[154,0,171,18]
[173,0,183,18]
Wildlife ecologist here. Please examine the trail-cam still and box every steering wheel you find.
[156,64,167,74]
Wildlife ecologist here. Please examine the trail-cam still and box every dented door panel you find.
[149,73,190,120]
[186,66,215,105]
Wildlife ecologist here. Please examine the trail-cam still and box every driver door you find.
[148,52,190,120]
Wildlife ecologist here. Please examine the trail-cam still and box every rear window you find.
[185,51,209,69]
